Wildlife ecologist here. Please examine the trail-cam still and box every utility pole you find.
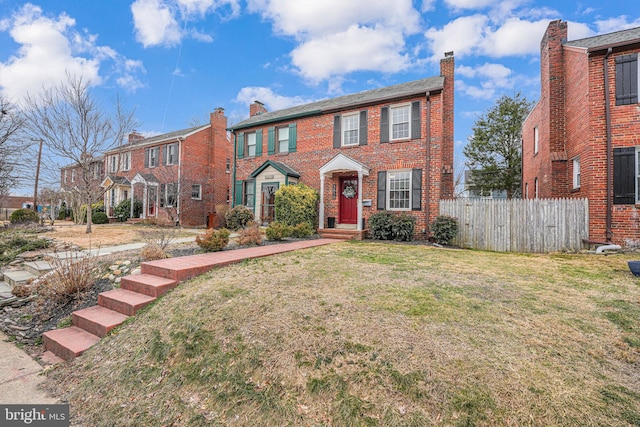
[32,138,43,211]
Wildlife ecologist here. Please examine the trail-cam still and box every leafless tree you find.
[0,95,26,205]
[22,74,137,233]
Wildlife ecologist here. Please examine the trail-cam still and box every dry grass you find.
[42,222,199,249]
[44,242,640,426]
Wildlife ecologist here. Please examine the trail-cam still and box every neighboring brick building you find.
[229,54,455,238]
[522,21,640,244]
[100,108,232,227]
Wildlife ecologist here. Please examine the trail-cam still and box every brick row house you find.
[522,21,640,244]
[229,53,455,238]
[61,109,232,227]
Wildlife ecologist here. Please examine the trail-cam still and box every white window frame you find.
[191,184,202,200]
[277,127,289,153]
[534,126,539,154]
[247,132,257,157]
[71,170,76,183]
[342,113,359,146]
[160,182,177,208]
[148,147,159,168]
[387,170,411,211]
[109,155,118,173]
[166,143,178,165]
[534,177,539,199]
[121,152,131,171]
[390,104,411,141]
[63,169,68,183]
[572,158,580,189]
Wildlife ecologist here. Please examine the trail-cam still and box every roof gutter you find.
[604,47,613,241]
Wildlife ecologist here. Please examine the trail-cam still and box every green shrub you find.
[195,228,230,252]
[368,211,394,240]
[10,209,39,224]
[274,184,318,228]
[391,213,416,241]
[92,211,109,224]
[114,198,142,222]
[430,215,459,245]
[266,222,291,241]
[225,206,255,231]
[291,222,314,238]
[369,211,416,241]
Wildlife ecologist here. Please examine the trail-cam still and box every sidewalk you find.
[0,332,59,404]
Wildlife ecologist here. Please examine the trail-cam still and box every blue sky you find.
[1,0,639,195]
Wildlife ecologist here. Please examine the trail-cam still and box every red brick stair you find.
[72,306,129,338]
[98,288,156,316]
[120,274,178,297]
[42,327,101,361]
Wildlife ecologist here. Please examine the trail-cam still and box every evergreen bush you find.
[10,209,39,224]
[368,211,395,240]
[266,222,291,241]
[195,228,230,252]
[290,222,314,238]
[430,215,459,245]
[225,206,255,231]
[391,213,416,241]
[274,184,318,228]
[92,211,109,224]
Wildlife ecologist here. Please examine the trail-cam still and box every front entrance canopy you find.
[319,154,370,231]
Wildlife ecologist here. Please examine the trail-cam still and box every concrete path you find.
[0,332,59,404]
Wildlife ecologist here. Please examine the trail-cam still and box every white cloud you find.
[593,16,640,34]
[479,18,550,57]
[0,4,145,101]
[425,15,489,60]
[235,86,317,111]
[247,0,420,85]
[443,0,498,11]
[131,0,182,47]
[291,25,412,83]
[131,0,240,47]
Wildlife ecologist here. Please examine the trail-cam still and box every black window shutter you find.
[162,145,167,165]
[616,54,638,106]
[359,110,368,145]
[333,115,341,148]
[377,171,387,210]
[411,101,421,139]
[411,168,422,211]
[380,107,389,143]
[613,147,636,204]
[144,148,149,168]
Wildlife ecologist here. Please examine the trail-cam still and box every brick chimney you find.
[250,100,268,117]
[210,107,228,134]
[440,51,455,199]
[128,131,145,143]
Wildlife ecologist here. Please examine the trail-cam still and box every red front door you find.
[339,177,358,224]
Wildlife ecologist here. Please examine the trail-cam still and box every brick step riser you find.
[43,335,77,361]
[98,293,155,316]
[71,313,122,338]
[140,265,214,283]
[120,277,177,298]
[42,327,101,360]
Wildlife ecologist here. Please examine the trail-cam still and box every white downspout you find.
[319,174,325,230]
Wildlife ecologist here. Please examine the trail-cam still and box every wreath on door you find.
[342,184,356,199]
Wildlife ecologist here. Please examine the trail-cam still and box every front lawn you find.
[44,242,640,426]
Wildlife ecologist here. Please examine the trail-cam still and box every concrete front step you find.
[319,229,367,240]
[43,326,101,360]
[3,269,36,287]
[98,288,156,316]
[72,305,129,338]
[22,260,53,276]
[120,274,178,298]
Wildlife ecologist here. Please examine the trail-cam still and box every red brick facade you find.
[230,55,455,238]
[100,109,231,227]
[522,20,640,244]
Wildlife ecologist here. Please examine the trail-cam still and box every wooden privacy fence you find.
[439,198,589,253]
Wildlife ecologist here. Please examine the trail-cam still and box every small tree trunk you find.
[85,199,93,234]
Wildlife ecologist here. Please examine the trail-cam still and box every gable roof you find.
[250,160,301,179]
[564,26,640,52]
[104,124,210,155]
[229,76,445,131]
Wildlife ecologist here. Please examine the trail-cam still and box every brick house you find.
[100,108,232,227]
[229,54,455,238]
[522,20,640,244]
[60,155,105,216]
